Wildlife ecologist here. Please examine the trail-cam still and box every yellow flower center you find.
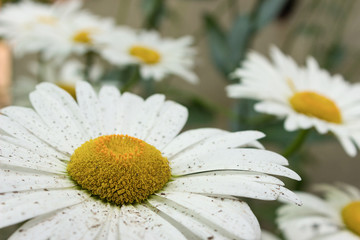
[67,134,171,205]
[129,45,161,64]
[37,16,57,25]
[56,82,76,99]
[73,30,93,44]
[342,201,360,236]
[289,91,342,124]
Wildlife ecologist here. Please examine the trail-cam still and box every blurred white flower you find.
[97,28,199,84]
[261,230,280,240]
[0,0,81,57]
[0,82,300,240]
[226,46,360,157]
[50,11,115,59]
[277,183,360,240]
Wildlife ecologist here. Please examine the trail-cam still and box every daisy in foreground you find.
[226,46,360,157]
[277,183,360,240]
[0,82,300,240]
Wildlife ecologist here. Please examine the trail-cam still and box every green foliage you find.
[141,0,166,30]
[204,0,287,80]
[254,0,287,30]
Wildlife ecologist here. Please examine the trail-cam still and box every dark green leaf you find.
[255,0,286,30]
[228,15,253,70]
[203,13,233,76]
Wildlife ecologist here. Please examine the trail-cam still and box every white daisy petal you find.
[0,139,66,173]
[129,94,165,140]
[98,85,122,135]
[0,168,74,193]
[30,90,85,152]
[171,148,298,179]
[145,101,188,150]
[1,106,71,154]
[170,131,265,163]
[95,207,119,240]
[115,92,144,136]
[164,172,294,202]
[155,192,260,240]
[9,200,108,240]
[148,196,226,240]
[314,230,360,240]
[0,189,87,228]
[277,183,360,240]
[334,134,357,157]
[36,82,94,139]
[0,115,68,159]
[162,128,226,158]
[76,81,103,137]
[119,204,186,240]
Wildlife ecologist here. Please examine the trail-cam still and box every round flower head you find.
[277,183,360,240]
[226,46,360,157]
[0,0,81,57]
[51,11,115,59]
[97,28,198,84]
[0,82,300,240]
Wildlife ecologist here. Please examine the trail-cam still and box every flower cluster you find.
[0,1,197,83]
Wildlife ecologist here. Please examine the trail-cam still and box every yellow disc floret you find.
[129,45,161,64]
[67,134,171,205]
[73,30,92,44]
[342,201,360,236]
[289,91,342,124]
[37,16,57,25]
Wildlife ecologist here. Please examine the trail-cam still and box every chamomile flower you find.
[0,0,80,57]
[226,46,360,157]
[0,82,300,240]
[51,11,115,59]
[97,28,198,84]
[277,183,360,240]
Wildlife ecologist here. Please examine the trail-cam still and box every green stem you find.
[143,78,155,97]
[282,129,311,158]
[120,65,140,93]
[84,51,95,83]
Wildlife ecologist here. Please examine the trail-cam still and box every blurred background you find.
[1,0,360,238]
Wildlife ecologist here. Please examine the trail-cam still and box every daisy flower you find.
[0,0,80,57]
[0,82,300,239]
[97,28,198,84]
[226,46,360,157]
[50,11,115,59]
[277,183,360,240]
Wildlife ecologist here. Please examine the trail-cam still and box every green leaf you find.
[227,15,253,70]
[324,43,345,70]
[141,0,166,30]
[255,0,286,30]
[203,14,233,76]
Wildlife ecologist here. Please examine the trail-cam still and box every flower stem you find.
[84,51,95,83]
[282,129,311,158]
[120,65,140,93]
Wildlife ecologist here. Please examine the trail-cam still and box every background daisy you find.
[0,0,80,58]
[0,82,300,240]
[97,29,198,84]
[226,46,360,157]
[277,183,360,240]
